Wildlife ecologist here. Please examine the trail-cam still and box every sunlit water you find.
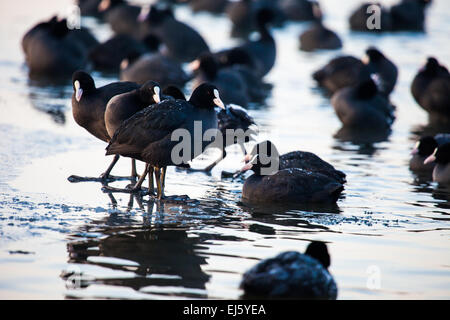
[0,0,449,299]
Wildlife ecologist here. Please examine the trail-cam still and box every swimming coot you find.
[101,0,142,36]
[22,17,90,78]
[71,71,139,180]
[189,0,229,14]
[120,36,190,88]
[105,83,225,198]
[236,7,277,78]
[363,47,398,97]
[331,77,396,130]
[279,0,320,22]
[138,5,210,62]
[240,142,344,204]
[312,55,367,94]
[348,2,393,32]
[299,5,342,52]
[190,53,249,107]
[390,0,432,31]
[313,47,396,97]
[88,34,149,72]
[241,241,338,299]
[410,134,450,171]
[411,57,450,121]
[424,143,450,184]
[245,140,346,184]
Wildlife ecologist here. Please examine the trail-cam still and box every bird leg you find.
[68,155,137,183]
[101,164,150,194]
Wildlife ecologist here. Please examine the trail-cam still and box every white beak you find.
[98,0,110,12]
[74,81,83,102]
[153,86,161,104]
[424,148,437,165]
[213,89,225,109]
[137,6,149,22]
[120,59,129,70]
[75,88,83,102]
[188,59,200,72]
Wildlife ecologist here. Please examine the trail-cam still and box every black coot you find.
[411,57,450,122]
[120,35,190,88]
[88,34,149,72]
[246,140,346,184]
[236,7,277,78]
[101,0,142,36]
[299,5,342,52]
[348,2,393,32]
[279,0,320,22]
[424,143,450,184]
[105,83,225,199]
[390,0,432,31]
[410,134,450,171]
[162,87,256,172]
[70,71,139,180]
[313,47,396,96]
[191,53,249,107]
[312,55,367,94]
[363,47,398,97]
[189,0,229,14]
[22,17,92,78]
[105,81,161,139]
[240,142,344,204]
[139,5,210,62]
[215,47,272,101]
[241,241,337,299]
[226,0,254,38]
[331,77,396,130]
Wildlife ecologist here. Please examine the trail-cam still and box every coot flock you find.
[21,0,448,300]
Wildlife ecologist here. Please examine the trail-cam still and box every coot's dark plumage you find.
[299,7,342,52]
[88,34,149,72]
[241,142,344,204]
[411,57,450,120]
[246,141,346,184]
[236,8,277,78]
[390,0,432,31]
[363,47,398,97]
[226,0,254,38]
[105,81,161,138]
[331,77,395,129]
[139,5,210,62]
[279,0,320,22]
[102,0,142,36]
[191,53,249,107]
[70,71,139,179]
[214,47,272,101]
[120,42,190,88]
[163,87,256,172]
[78,0,103,18]
[313,47,396,96]
[22,17,88,77]
[410,134,450,171]
[424,143,450,184]
[312,55,367,94]
[71,71,139,142]
[106,83,225,198]
[241,241,337,299]
[348,2,393,32]
[189,0,229,14]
